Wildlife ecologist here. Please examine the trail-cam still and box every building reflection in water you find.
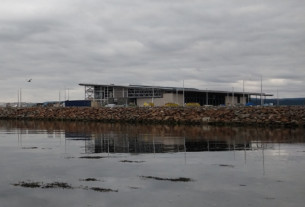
[65,133,276,154]
[1,120,304,154]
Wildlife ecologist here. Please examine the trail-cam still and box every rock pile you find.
[0,106,304,127]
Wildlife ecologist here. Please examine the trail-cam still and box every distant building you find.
[79,83,272,106]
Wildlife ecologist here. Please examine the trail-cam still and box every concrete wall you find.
[240,97,247,105]
[137,93,184,106]
[113,87,128,98]
[225,96,237,106]
[225,96,247,105]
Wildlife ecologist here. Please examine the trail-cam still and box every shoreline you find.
[0,106,304,127]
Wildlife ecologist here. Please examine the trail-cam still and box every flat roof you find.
[79,83,273,96]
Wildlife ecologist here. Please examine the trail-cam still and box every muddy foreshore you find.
[0,106,304,127]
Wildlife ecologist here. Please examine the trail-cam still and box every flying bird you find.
[27,79,32,82]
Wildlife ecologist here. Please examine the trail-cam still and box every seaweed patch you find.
[13,181,42,188]
[218,164,234,168]
[79,178,100,182]
[90,187,118,192]
[79,156,107,159]
[140,176,193,182]
[12,180,117,193]
[42,182,73,189]
[13,181,72,189]
[21,147,38,150]
[120,160,145,163]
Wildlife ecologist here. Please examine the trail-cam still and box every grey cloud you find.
[0,0,304,102]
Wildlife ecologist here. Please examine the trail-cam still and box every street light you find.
[232,87,234,106]
[183,80,185,107]
[18,79,32,107]
[260,75,263,106]
[206,88,208,105]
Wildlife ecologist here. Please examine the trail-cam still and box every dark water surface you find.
[0,120,305,207]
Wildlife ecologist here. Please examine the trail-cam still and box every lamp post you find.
[277,89,279,106]
[243,80,245,105]
[65,88,71,101]
[18,88,21,107]
[67,88,70,100]
[206,88,208,105]
[152,86,154,104]
[232,87,234,106]
[183,80,185,107]
[176,88,178,104]
[18,79,32,107]
[260,75,263,106]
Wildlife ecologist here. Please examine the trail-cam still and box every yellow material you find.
[186,103,200,107]
[164,103,179,107]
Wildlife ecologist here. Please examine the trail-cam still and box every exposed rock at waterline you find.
[0,106,304,127]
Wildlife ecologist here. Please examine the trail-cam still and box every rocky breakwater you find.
[0,106,304,127]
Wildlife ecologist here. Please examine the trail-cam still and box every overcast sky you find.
[0,0,304,102]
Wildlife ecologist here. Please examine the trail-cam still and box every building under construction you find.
[79,83,272,106]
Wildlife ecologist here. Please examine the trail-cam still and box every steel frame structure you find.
[80,83,272,106]
[127,87,162,98]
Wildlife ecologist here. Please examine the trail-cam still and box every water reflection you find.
[79,135,255,154]
[1,120,305,207]
[1,120,304,154]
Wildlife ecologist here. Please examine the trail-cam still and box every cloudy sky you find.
[0,0,304,102]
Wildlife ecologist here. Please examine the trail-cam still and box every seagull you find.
[27,79,32,82]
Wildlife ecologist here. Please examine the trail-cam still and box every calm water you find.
[0,120,305,207]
